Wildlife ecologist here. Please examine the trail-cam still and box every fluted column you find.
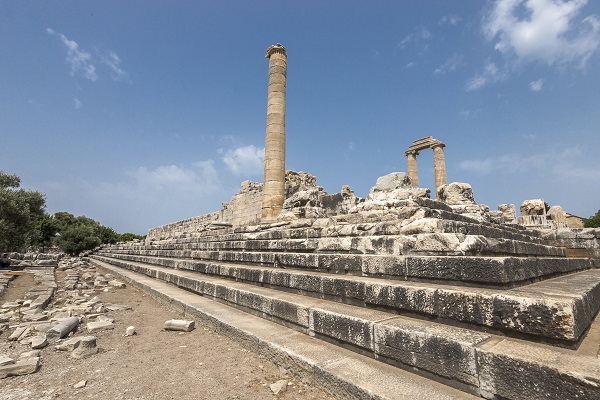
[405,150,419,188]
[432,144,447,194]
[261,44,287,222]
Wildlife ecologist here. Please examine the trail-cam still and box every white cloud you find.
[399,27,433,49]
[74,98,82,109]
[348,142,356,151]
[483,0,600,68]
[439,15,462,26]
[434,53,464,75]
[220,145,264,177]
[529,79,544,91]
[459,145,599,181]
[47,28,98,81]
[101,51,128,81]
[406,62,418,69]
[465,59,507,90]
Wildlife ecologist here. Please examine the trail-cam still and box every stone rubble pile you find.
[0,257,130,379]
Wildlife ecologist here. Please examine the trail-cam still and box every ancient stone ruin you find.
[84,45,600,398]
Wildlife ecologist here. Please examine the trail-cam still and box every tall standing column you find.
[261,44,287,222]
[432,144,447,194]
[405,150,419,188]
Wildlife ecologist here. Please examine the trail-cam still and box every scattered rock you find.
[164,319,195,332]
[0,356,14,366]
[125,326,136,336]
[0,357,40,379]
[71,336,98,359]
[73,380,87,389]
[46,317,80,342]
[87,320,114,333]
[30,334,48,349]
[108,280,125,288]
[269,379,289,395]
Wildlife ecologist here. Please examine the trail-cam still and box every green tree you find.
[32,213,59,251]
[97,225,119,244]
[584,210,600,228]
[0,171,46,251]
[55,224,101,255]
[118,232,146,242]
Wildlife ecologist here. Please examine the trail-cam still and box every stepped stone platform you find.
[89,195,600,399]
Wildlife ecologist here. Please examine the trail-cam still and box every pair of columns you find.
[405,137,447,194]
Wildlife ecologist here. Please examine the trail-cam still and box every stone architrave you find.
[261,43,287,222]
[404,136,447,194]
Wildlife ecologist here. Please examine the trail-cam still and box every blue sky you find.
[2,1,599,234]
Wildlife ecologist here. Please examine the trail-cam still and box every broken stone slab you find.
[22,313,48,322]
[71,336,98,359]
[46,316,80,342]
[125,326,136,336]
[19,350,41,360]
[86,320,114,333]
[31,334,48,349]
[108,280,125,288]
[104,303,131,311]
[55,336,84,352]
[8,326,29,341]
[0,357,40,379]
[269,379,289,395]
[0,356,14,366]
[164,319,195,332]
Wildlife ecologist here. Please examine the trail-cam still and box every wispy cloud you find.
[47,28,97,81]
[399,27,433,49]
[220,145,264,177]
[529,79,544,91]
[74,98,82,109]
[47,28,128,82]
[465,59,507,90]
[434,53,464,75]
[439,15,462,26]
[483,0,600,68]
[405,62,417,69]
[101,51,128,81]
[459,145,600,182]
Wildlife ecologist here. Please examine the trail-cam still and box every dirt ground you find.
[0,268,336,400]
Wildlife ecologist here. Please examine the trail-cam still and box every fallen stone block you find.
[125,326,136,336]
[46,317,80,342]
[22,313,48,322]
[0,357,40,379]
[19,350,41,360]
[71,336,98,359]
[86,320,114,332]
[270,380,289,395]
[108,280,125,288]
[0,356,14,366]
[8,326,29,341]
[31,334,48,349]
[55,336,84,352]
[164,319,195,332]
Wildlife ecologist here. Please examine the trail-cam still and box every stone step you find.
[90,254,600,343]
[110,232,565,258]
[88,257,600,400]
[95,250,590,288]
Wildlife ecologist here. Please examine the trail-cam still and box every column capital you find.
[431,143,446,150]
[405,150,419,157]
[266,43,286,58]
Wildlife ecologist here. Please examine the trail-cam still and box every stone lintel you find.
[407,136,446,152]
[266,43,286,58]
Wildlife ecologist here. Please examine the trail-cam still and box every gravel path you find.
[0,264,335,400]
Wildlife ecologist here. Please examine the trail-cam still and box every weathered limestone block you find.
[164,319,195,332]
[71,336,98,359]
[437,182,476,205]
[374,317,490,389]
[498,204,517,224]
[0,357,40,379]
[30,334,48,349]
[371,172,411,192]
[547,205,566,222]
[520,199,546,216]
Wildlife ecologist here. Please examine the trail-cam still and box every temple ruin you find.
[86,45,600,400]
[405,136,447,194]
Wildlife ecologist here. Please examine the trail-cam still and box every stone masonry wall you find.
[221,180,263,227]
[537,228,600,267]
